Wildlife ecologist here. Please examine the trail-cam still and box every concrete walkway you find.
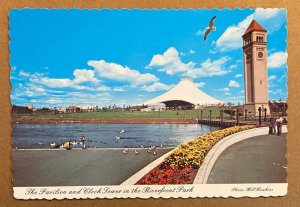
[207,133,287,183]
[13,148,173,187]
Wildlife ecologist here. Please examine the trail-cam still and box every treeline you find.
[12,105,52,114]
[12,105,33,114]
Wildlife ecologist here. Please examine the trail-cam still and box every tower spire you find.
[243,20,267,36]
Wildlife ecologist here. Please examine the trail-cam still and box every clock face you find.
[246,54,251,61]
[258,52,264,58]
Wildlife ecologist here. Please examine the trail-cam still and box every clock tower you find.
[242,20,270,116]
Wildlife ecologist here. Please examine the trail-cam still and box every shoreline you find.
[13,118,199,124]
[13,147,175,151]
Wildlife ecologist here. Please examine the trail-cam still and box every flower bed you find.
[137,125,256,185]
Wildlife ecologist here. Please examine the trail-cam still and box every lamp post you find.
[264,108,267,122]
[258,107,262,126]
[236,108,239,125]
[209,109,212,122]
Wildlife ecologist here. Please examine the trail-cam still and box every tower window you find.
[260,80,262,85]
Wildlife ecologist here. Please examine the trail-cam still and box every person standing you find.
[276,116,283,136]
[80,134,85,149]
[269,116,276,135]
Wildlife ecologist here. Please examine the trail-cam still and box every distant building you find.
[80,105,97,112]
[269,100,287,115]
[57,107,66,113]
[66,106,81,113]
[27,104,33,110]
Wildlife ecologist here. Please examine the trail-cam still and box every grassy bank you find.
[13,107,231,121]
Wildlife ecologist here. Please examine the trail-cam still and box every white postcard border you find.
[14,183,288,199]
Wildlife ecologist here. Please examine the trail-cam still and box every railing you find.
[198,107,282,127]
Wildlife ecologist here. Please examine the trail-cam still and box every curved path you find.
[207,133,287,183]
[194,126,287,184]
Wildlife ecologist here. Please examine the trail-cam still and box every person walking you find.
[276,116,283,136]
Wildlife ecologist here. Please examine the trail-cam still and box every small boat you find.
[120,129,125,134]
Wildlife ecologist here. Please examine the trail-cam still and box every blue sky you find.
[10,9,287,108]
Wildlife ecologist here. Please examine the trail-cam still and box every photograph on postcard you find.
[10,8,288,199]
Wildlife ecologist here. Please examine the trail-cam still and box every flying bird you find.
[204,16,216,41]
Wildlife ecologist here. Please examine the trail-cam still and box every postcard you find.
[10,8,287,199]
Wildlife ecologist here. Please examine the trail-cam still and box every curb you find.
[121,148,177,185]
[193,126,287,184]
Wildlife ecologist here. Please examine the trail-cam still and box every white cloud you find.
[229,80,240,87]
[19,70,30,77]
[268,75,277,81]
[147,47,195,75]
[89,60,158,85]
[196,29,205,36]
[278,74,286,82]
[240,90,245,94]
[235,74,243,78]
[224,92,232,96]
[215,8,286,52]
[268,51,287,68]
[95,85,111,92]
[269,89,284,95]
[183,56,231,78]
[189,50,195,54]
[216,87,230,92]
[73,69,99,84]
[179,52,186,57]
[113,87,125,92]
[141,82,171,92]
[147,47,232,78]
[40,77,74,88]
[27,70,110,92]
[195,82,206,88]
[229,64,238,70]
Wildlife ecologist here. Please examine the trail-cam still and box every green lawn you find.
[14,107,232,120]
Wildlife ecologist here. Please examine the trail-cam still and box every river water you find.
[13,123,220,149]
